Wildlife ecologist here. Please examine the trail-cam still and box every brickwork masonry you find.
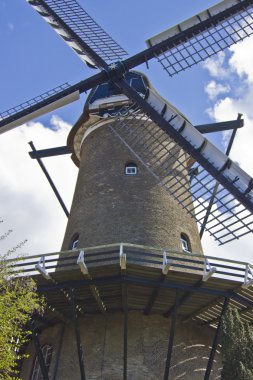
[62,122,203,254]
[21,312,221,380]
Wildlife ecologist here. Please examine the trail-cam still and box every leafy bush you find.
[221,306,253,380]
[0,252,44,379]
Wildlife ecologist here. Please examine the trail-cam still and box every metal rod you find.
[122,282,128,380]
[29,146,70,159]
[195,117,243,134]
[200,124,239,238]
[199,182,220,239]
[163,290,180,380]
[30,321,49,380]
[70,290,86,380]
[204,204,248,231]
[204,297,229,380]
[29,141,69,218]
[211,208,252,235]
[225,119,241,156]
[217,219,253,240]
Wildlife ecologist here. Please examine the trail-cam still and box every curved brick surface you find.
[21,313,221,380]
[62,121,203,254]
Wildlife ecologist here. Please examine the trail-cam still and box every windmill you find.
[1,0,253,379]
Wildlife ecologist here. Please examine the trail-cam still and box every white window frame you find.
[180,235,191,253]
[70,233,79,250]
[72,239,79,250]
[125,164,137,175]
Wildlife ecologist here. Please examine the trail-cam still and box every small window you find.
[69,233,79,250]
[31,344,53,380]
[130,77,146,96]
[180,234,191,253]
[125,163,137,175]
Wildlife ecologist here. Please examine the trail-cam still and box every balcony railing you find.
[7,243,253,287]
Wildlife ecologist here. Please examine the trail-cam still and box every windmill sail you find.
[27,0,127,69]
[0,83,79,134]
[109,83,253,245]
[1,0,252,245]
[146,0,253,76]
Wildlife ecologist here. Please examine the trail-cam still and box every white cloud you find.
[229,38,253,82]
[50,114,71,132]
[207,96,253,176]
[204,80,230,100]
[201,51,229,79]
[0,117,78,257]
[202,230,253,264]
[201,37,253,262]
[202,38,253,176]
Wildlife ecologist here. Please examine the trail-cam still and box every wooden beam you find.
[182,282,247,323]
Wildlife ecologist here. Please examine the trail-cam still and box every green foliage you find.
[221,306,253,380]
[0,252,44,379]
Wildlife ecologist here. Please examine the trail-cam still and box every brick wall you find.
[62,121,203,254]
[21,312,221,380]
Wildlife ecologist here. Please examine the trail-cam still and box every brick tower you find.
[3,0,252,377]
[62,72,203,254]
[20,72,224,380]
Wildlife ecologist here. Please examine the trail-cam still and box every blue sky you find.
[0,0,253,263]
[1,0,218,125]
